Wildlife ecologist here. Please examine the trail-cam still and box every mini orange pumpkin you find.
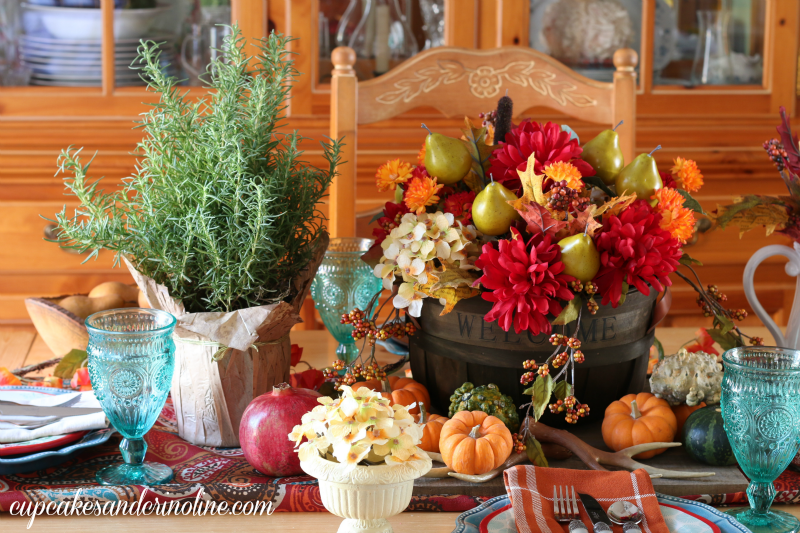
[418,404,449,453]
[602,392,677,459]
[439,410,513,475]
[671,402,706,439]
[359,376,430,415]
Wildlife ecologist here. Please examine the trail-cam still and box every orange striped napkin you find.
[503,466,669,533]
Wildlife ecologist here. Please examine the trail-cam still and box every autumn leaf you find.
[595,192,637,218]
[516,202,567,238]
[463,171,484,193]
[460,116,493,185]
[710,195,789,237]
[566,208,602,237]
[53,349,88,380]
[552,298,579,325]
[553,381,573,401]
[532,374,555,421]
[526,436,549,467]
[417,266,481,315]
[514,152,547,207]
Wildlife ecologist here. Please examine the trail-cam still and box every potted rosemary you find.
[48,28,341,446]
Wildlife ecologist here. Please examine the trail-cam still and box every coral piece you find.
[649,348,722,406]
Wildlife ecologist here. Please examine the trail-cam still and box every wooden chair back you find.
[329,45,639,237]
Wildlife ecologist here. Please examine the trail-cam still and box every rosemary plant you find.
[48,28,341,313]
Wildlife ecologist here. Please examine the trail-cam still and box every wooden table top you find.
[1,324,798,532]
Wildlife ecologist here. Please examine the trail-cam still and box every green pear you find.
[422,124,472,185]
[472,181,520,236]
[581,125,624,185]
[615,146,664,202]
[558,234,600,282]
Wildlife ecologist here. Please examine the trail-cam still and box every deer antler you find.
[528,419,715,479]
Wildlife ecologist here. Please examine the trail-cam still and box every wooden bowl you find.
[25,295,90,358]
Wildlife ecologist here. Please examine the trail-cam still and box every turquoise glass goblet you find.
[721,346,800,533]
[86,308,176,486]
[311,238,382,363]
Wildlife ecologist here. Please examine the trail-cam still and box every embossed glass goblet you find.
[311,238,382,363]
[86,308,176,486]
[721,346,800,533]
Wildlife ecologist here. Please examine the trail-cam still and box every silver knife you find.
[578,493,613,532]
[0,405,103,418]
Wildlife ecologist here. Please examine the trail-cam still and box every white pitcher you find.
[743,242,800,349]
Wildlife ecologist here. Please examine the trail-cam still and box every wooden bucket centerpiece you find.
[409,288,670,421]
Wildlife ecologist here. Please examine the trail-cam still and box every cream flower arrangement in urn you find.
[289,385,426,471]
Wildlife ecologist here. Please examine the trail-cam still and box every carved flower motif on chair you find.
[468,66,503,98]
[376,57,598,109]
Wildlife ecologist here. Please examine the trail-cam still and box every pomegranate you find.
[239,382,321,476]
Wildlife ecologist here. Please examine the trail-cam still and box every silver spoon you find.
[607,500,644,526]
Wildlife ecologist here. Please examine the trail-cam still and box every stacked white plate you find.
[20,33,177,87]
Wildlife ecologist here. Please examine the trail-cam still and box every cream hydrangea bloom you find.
[288,383,425,473]
[374,211,479,314]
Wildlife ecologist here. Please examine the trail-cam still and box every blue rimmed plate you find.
[452,493,750,533]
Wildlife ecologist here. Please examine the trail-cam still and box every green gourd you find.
[449,382,520,432]
[683,406,737,467]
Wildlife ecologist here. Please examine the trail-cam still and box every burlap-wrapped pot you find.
[124,234,328,447]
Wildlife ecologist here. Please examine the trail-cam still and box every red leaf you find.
[566,208,602,238]
[290,368,325,391]
[517,202,567,238]
[290,344,303,367]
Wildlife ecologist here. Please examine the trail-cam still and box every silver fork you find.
[553,485,580,522]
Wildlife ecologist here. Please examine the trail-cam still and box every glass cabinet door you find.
[655,0,764,86]
[0,0,232,88]
[317,0,444,84]
[528,0,643,82]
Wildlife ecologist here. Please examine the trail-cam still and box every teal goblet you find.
[86,308,176,486]
[311,238,382,363]
[721,346,800,533]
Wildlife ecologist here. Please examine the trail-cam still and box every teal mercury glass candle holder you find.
[311,238,382,363]
[721,346,800,533]
[86,308,176,486]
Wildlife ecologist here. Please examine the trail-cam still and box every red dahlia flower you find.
[488,120,595,193]
[372,201,410,244]
[593,200,682,307]
[475,228,575,336]
[444,191,476,224]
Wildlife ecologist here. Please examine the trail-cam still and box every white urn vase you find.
[744,241,800,348]
[300,453,432,533]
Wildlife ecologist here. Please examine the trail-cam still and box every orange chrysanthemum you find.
[670,157,703,193]
[376,159,414,192]
[404,176,443,214]
[653,187,695,243]
[543,161,584,190]
[417,143,426,166]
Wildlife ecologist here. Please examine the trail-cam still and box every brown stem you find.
[630,400,643,419]
[12,357,62,376]
[468,424,482,439]
[419,402,428,424]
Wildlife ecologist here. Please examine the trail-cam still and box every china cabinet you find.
[0,0,798,328]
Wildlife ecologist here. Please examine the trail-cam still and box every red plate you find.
[0,431,88,457]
